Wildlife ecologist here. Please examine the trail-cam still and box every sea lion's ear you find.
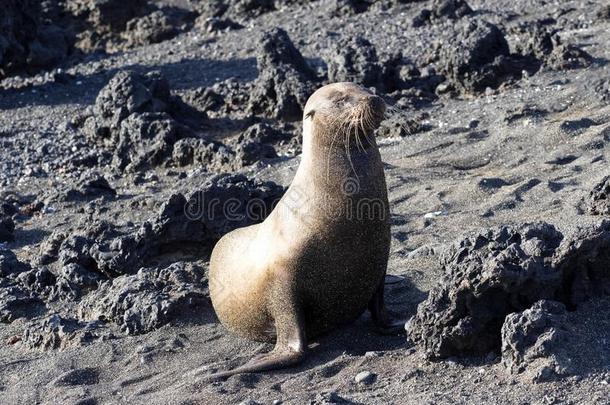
[305,110,315,119]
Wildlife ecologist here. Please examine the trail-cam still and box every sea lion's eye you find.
[305,110,315,119]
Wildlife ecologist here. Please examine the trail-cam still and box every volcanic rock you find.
[406,223,564,358]
[248,28,317,122]
[77,262,208,334]
[501,300,573,382]
[587,176,610,215]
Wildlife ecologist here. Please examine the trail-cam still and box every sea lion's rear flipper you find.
[206,283,307,380]
[368,279,406,335]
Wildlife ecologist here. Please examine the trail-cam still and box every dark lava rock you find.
[84,70,205,171]
[170,137,233,170]
[122,10,178,47]
[112,112,192,171]
[406,223,564,358]
[478,177,510,191]
[182,173,285,237]
[408,220,610,359]
[195,0,274,22]
[513,24,554,60]
[439,19,524,93]
[248,28,317,122]
[22,314,105,350]
[501,300,572,382]
[77,262,208,335]
[234,140,278,166]
[65,0,148,52]
[413,0,473,26]
[0,0,70,78]
[544,37,593,70]
[84,70,171,140]
[0,249,29,277]
[54,174,284,278]
[587,176,610,216]
[196,17,244,34]
[39,231,67,266]
[326,36,381,88]
[63,172,117,202]
[0,278,44,323]
[0,216,15,242]
[552,220,610,306]
[376,113,431,138]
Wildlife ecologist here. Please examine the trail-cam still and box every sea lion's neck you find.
[293,128,384,195]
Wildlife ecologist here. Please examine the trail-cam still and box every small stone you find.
[354,370,376,385]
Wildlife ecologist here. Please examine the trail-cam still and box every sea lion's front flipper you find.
[368,279,406,335]
[206,281,307,380]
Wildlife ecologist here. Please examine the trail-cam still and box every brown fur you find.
[208,83,392,377]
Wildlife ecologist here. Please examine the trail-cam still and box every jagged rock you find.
[77,262,208,334]
[122,10,177,47]
[66,0,148,52]
[587,176,610,215]
[53,174,284,278]
[544,36,593,71]
[194,0,274,22]
[112,112,192,171]
[413,0,473,26]
[22,314,106,350]
[0,249,29,277]
[196,17,243,34]
[0,279,45,323]
[408,220,610,359]
[84,70,171,140]
[326,36,381,88]
[406,223,564,358]
[62,172,116,202]
[439,19,523,93]
[0,216,15,242]
[0,0,70,78]
[552,220,610,306]
[82,70,211,172]
[501,300,573,383]
[248,28,317,122]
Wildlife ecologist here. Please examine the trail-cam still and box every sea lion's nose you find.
[367,95,386,113]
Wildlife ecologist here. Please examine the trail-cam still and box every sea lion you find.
[208,82,401,378]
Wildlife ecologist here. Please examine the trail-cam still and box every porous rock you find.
[408,220,610,359]
[52,174,284,278]
[413,0,473,27]
[77,262,208,334]
[84,70,171,140]
[0,249,29,277]
[0,0,70,78]
[439,19,523,93]
[501,300,573,383]
[0,278,44,323]
[406,223,564,358]
[83,70,207,172]
[62,172,116,202]
[248,28,317,122]
[22,314,105,350]
[326,36,381,88]
[552,220,610,306]
[544,37,593,70]
[0,216,15,242]
[587,176,610,215]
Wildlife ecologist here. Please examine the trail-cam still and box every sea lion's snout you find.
[366,95,386,115]
[360,94,386,131]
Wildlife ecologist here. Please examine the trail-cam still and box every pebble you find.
[354,370,376,385]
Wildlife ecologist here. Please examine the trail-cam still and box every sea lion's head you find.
[303,82,386,148]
